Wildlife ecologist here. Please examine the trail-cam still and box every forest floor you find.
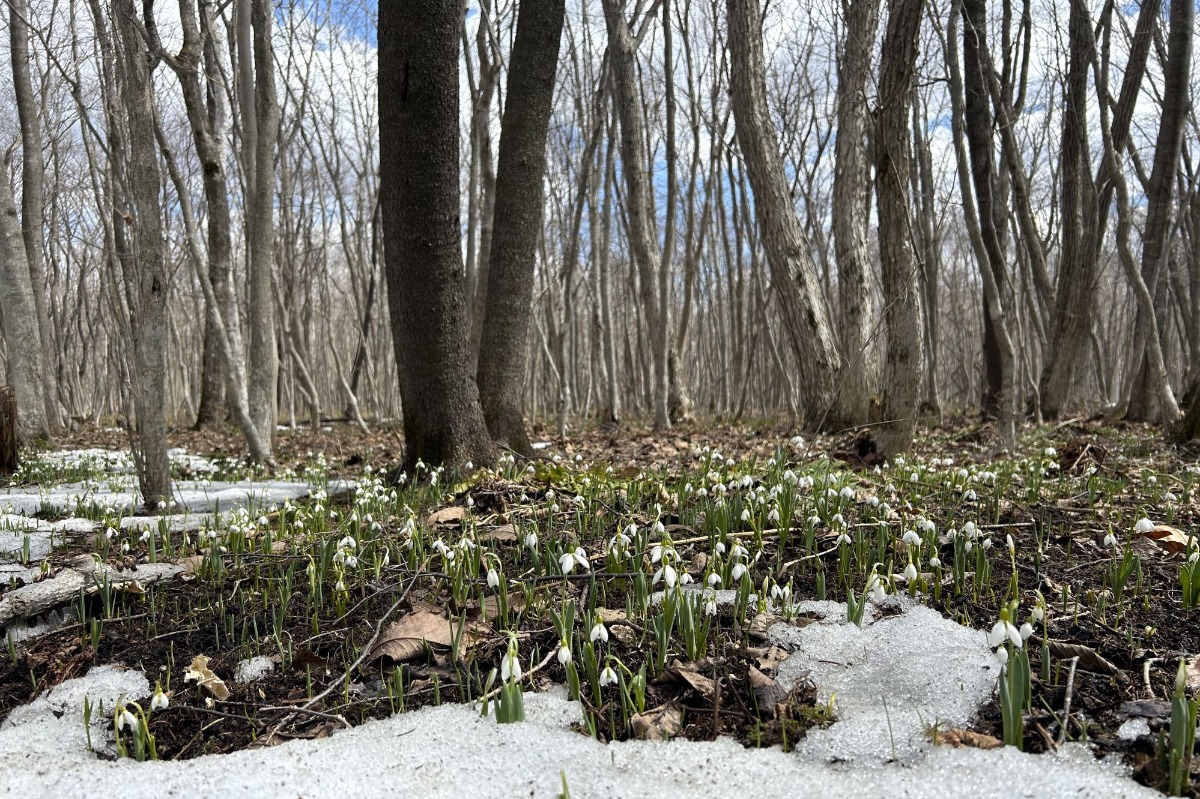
[0,415,1197,797]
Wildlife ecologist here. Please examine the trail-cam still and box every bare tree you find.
[726,0,843,430]
[477,0,566,454]
[872,0,926,455]
[379,0,496,469]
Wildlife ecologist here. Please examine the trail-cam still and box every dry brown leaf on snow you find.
[751,645,790,673]
[933,727,1004,750]
[367,610,486,664]
[184,655,231,700]
[426,506,468,527]
[1135,524,1192,557]
[631,703,683,740]
[748,665,791,718]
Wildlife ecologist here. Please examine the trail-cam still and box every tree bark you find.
[114,0,170,507]
[9,0,60,433]
[872,0,926,455]
[0,160,49,442]
[831,0,881,428]
[726,0,843,430]
[379,0,496,470]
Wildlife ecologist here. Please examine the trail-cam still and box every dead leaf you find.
[933,727,1004,749]
[666,662,716,699]
[751,645,789,673]
[178,555,205,579]
[748,666,790,718]
[596,608,628,624]
[478,524,517,543]
[1136,524,1191,557]
[1040,639,1120,676]
[1186,654,1200,693]
[184,655,230,700]
[631,703,683,740]
[426,506,468,527]
[367,610,484,664]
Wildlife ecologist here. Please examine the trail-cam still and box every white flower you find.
[866,572,886,603]
[653,564,678,588]
[560,552,577,574]
[557,642,572,666]
[902,530,922,547]
[836,532,852,546]
[1134,518,1155,534]
[987,620,1023,649]
[151,688,169,711]
[600,665,619,687]
[963,489,978,501]
[731,563,747,581]
[590,623,608,644]
[650,545,663,564]
[995,646,1009,666]
[487,569,501,589]
[1019,622,1034,641]
[740,509,751,522]
[1043,447,1057,458]
[118,708,139,731]
[706,572,722,587]
[767,508,780,523]
[525,531,539,550]
[903,562,919,583]
[501,650,522,683]
[1102,532,1118,548]
[339,536,357,550]
[928,556,941,569]
[1006,534,1015,554]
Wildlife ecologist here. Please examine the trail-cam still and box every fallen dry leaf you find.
[478,524,518,543]
[426,506,468,527]
[631,703,683,740]
[1136,524,1191,557]
[184,655,230,700]
[750,645,790,673]
[1040,639,1120,676]
[367,610,485,664]
[748,666,790,718]
[933,727,1003,749]
[666,662,716,699]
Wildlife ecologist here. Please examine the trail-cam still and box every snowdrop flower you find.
[902,561,919,583]
[1134,518,1155,534]
[1019,623,1034,641]
[1043,447,1057,458]
[501,646,522,683]
[703,591,718,616]
[839,486,855,500]
[767,508,780,524]
[650,545,664,564]
[105,527,117,541]
[902,530,922,547]
[557,641,573,666]
[487,568,501,590]
[713,541,726,556]
[653,563,678,588]
[1006,534,1015,554]
[928,556,941,569]
[706,572,722,587]
[963,489,978,501]
[740,509,751,522]
[590,623,609,644]
[831,513,846,527]
[339,536,357,550]
[730,542,747,560]
[962,521,978,538]
[731,563,747,581]
[525,531,539,550]
[1164,491,1178,502]
[790,435,805,448]
[836,532,853,546]
[865,571,887,603]
[600,664,619,687]
[1102,531,1118,548]
[981,538,994,550]
[118,707,139,731]
[679,572,694,585]
[987,619,1023,649]
[560,547,590,574]
[151,686,169,711]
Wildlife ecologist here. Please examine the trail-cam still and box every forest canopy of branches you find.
[0,0,1198,504]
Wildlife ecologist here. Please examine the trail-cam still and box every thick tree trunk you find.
[379,0,496,470]
[114,0,170,507]
[246,0,279,455]
[961,0,1018,448]
[726,0,842,430]
[0,163,49,442]
[871,0,926,456]
[476,0,564,455]
[9,0,60,433]
[831,0,881,428]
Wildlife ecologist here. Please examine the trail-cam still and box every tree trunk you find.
[871,0,926,456]
[0,161,49,442]
[9,0,59,433]
[246,0,279,456]
[379,0,496,470]
[114,0,170,507]
[476,0,564,454]
[0,387,17,474]
[726,0,842,430]
[831,0,881,428]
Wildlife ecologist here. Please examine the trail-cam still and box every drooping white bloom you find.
[1134,518,1155,534]
[1102,532,1118,548]
[731,563,747,581]
[501,649,522,683]
[706,572,722,588]
[928,556,941,569]
[560,552,577,575]
[903,562,919,583]
[1019,623,1034,641]
[487,569,501,589]
[590,623,609,644]
[525,531,539,550]
[151,688,169,711]
[557,642,573,666]
[902,530,922,547]
[118,708,139,731]
[600,665,619,686]
[987,620,1023,649]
